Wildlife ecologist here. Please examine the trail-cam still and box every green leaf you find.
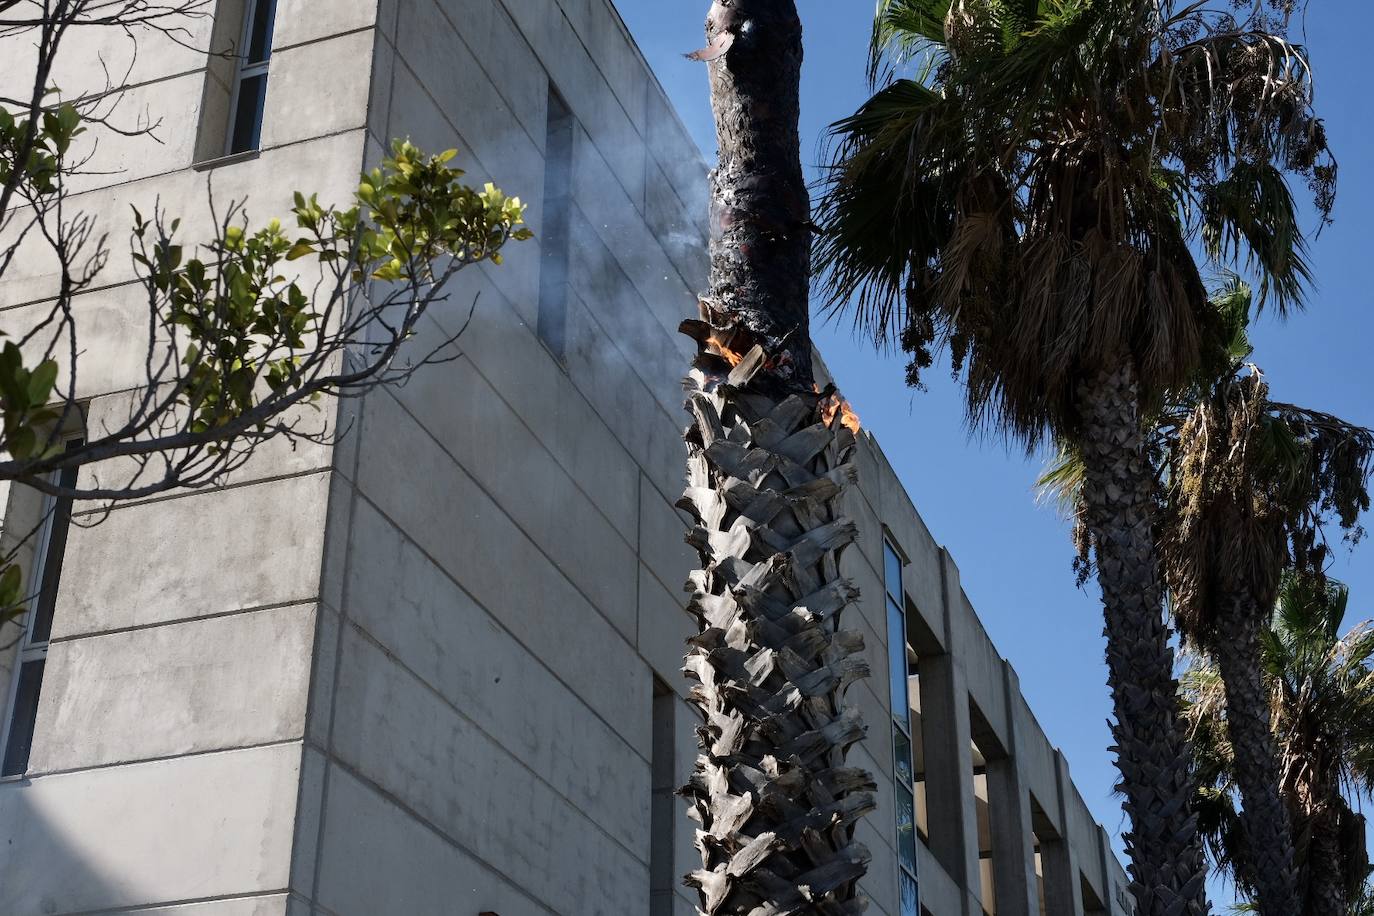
[0,563,23,607]
[27,359,58,405]
[9,426,36,459]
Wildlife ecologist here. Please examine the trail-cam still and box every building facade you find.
[0,1,1133,914]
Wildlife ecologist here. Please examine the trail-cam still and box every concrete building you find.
[0,1,1133,914]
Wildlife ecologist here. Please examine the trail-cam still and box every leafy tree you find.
[818,1,1335,912]
[0,2,530,633]
[678,1,876,912]
[1184,575,1374,915]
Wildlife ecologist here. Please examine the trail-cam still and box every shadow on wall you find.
[0,781,128,914]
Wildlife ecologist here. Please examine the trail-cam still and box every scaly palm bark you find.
[1077,360,1211,915]
[1212,589,1300,914]
[1307,808,1346,916]
[679,3,876,914]
[1184,575,1374,916]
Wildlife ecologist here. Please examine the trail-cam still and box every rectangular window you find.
[537,85,575,361]
[884,538,919,916]
[1,458,78,777]
[225,0,278,155]
[649,679,677,916]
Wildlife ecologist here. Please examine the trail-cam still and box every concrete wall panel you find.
[316,767,556,916]
[329,630,649,914]
[55,472,329,637]
[29,604,314,774]
[352,403,650,751]
[342,502,648,844]
[0,744,301,914]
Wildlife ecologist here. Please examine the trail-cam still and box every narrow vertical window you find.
[226,0,278,155]
[649,679,676,916]
[885,538,919,916]
[1,458,78,777]
[537,86,575,360]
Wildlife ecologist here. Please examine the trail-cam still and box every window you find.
[537,85,575,360]
[884,538,919,916]
[225,0,278,155]
[1,458,78,777]
[650,679,677,916]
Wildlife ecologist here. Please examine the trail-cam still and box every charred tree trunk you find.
[1213,590,1301,915]
[698,0,812,386]
[679,3,876,914]
[1077,360,1211,916]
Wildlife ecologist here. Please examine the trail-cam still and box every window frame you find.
[224,0,278,156]
[884,535,920,916]
[0,455,78,778]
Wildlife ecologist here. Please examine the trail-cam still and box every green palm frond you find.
[1201,162,1312,312]
[820,0,1335,447]
[870,0,952,85]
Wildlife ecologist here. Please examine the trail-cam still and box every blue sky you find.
[614,1,1374,907]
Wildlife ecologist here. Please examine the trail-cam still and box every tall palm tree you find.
[1157,282,1373,912]
[1044,282,1374,912]
[1184,574,1374,915]
[818,2,1335,912]
[679,3,876,913]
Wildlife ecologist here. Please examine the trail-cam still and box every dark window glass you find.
[884,541,902,602]
[537,87,575,360]
[245,0,277,65]
[888,597,908,724]
[29,463,76,645]
[894,728,913,788]
[649,680,675,916]
[896,784,917,873]
[900,870,919,916]
[2,660,45,777]
[229,74,268,154]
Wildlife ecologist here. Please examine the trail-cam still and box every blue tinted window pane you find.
[894,728,913,787]
[245,0,277,64]
[229,74,268,153]
[896,784,916,873]
[884,541,902,602]
[900,870,919,916]
[887,598,908,721]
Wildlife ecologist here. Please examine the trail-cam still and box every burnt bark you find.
[679,3,875,913]
[1077,360,1211,916]
[703,0,813,387]
[1213,590,1301,915]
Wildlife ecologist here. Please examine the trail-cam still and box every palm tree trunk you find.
[679,3,876,914]
[1076,359,1211,916]
[1306,808,1347,916]
[1213,591,1301,914]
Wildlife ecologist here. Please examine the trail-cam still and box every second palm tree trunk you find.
[1077,360,1211,916]
[679,2,876,913]
[1213,591,1301,914]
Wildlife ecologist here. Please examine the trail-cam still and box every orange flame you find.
[817,386,862,435]
[708,332,745,368]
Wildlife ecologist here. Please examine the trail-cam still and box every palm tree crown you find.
[819,0,1334,444]
[1158,281,1373,649]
